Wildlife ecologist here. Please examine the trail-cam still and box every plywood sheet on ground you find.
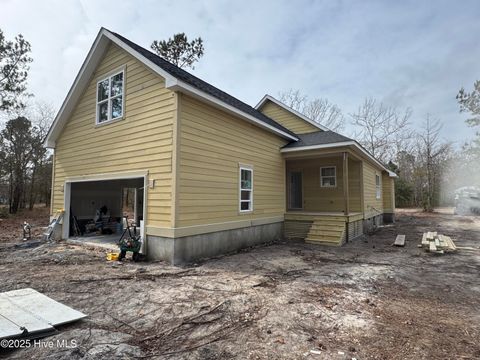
[0,288,87,339]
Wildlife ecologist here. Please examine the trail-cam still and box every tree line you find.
[0,29,54,214]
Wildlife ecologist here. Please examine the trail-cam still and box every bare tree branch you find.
[350,98,412,162]
[278,89,345,131]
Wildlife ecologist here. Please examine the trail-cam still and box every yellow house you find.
[44,28,396,264]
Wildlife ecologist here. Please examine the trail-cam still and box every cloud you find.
[1,0,479,145]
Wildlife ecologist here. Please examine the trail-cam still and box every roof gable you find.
[255,95,329,132]
[44,28,297,148]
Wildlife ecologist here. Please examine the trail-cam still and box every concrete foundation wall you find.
[146,222,283,265]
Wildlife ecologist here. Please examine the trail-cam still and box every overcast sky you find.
[1,0,478,145]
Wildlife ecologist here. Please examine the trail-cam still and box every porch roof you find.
[282,131,397,178]
[283,131,353,148]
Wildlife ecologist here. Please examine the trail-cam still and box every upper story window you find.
[375,173,381,199]
[96,70,124,124]
[320,166,336,187]
[239,166,253,212]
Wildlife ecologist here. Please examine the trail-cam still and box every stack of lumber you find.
[420,232,457,254]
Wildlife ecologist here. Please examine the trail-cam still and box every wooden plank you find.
[448,237,457,251]
[429,242,437,252]
[421,233,429,247]
[394,234,405,246]
[440,235,457,252]
[438,234,446,247]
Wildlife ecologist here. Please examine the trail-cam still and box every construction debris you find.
[420,232,457,254]
[43,209,64,241]
[394,235,405,247]
[0,288,87,339]
[22,222,31,241]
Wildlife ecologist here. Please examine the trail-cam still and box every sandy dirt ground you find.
[0,208,479,359]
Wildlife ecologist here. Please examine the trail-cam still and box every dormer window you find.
[96,70,124,124]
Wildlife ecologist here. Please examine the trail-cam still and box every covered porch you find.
[283,147,365,245]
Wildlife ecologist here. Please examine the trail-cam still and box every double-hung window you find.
[320,166,336,187]
[239,167,253,212]
[375,173,381,199]
[96,70,124,124]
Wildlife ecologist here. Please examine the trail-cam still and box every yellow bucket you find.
[106,253,120,261]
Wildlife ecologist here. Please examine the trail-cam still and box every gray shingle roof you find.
[283,131,353,148]
[110,31,297,139]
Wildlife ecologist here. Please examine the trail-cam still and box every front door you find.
[288,171,303,210]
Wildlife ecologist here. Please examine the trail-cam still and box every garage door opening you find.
[63,177,146,250]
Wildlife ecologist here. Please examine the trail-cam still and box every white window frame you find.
[96,68,125,125]
[320,166,336,188]
[375,173,382,199]
[239,166,253,213]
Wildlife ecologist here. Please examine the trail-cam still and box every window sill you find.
[95,116,125,128]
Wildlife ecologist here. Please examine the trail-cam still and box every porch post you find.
[343,152,349,216]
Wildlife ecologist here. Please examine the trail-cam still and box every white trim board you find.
[255,94,329,131]
[44,28,297,148]
[281,141,397,177]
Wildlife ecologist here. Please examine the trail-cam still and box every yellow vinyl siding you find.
[259,101,319,134]
[382,174,395,212]
[286,156,362,212]
[348,160,362,212]
[363,162,384,218]
[176,94,287,227]
[52,43,175,228]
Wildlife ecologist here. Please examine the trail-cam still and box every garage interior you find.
[67,178,145,248]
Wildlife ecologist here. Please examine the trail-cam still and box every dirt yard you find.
[0,209,479,359]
